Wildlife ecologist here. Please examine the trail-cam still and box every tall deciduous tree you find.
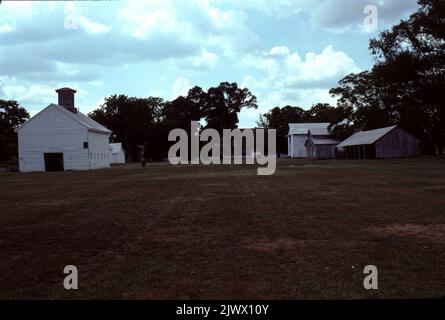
[89,95,164,161]
[163,93,202,131]
[369,0,445,153]
[202,82,257,132]
[0,100,29,163]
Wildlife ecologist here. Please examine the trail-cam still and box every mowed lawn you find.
[0,158,444,299]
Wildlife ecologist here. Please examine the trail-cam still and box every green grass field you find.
[0,158,444,299]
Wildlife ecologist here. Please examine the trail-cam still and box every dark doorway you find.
[44,153,64,172]
[365,144,376,159]
[346,144,376,159]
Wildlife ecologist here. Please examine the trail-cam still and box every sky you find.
[0,0,419,127]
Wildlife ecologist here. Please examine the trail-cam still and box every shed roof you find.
[337,125,397,148]
[17,104,111,134]
[109,143,123,153]
[288,123,330,136]
[311,138,340,145]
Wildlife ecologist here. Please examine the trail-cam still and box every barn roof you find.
[55,104,111,134]
[109,143,123,153]
[17,104,111,134]
[337,125,397,148]
[311,138,340,145]
[288,123,330,136]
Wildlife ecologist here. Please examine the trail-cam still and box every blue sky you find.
[0,0,419,127]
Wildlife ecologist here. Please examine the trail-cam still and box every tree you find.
[161,92,203,160]
[368,0,445,154]
[258,105,306,156]
[0,100,29,163]
[201,82,257,132]
[329,71,395,139]
[89,95,164,161]
[305,103,346,124]
[163,92,202,131]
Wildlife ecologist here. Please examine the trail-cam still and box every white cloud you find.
[269,46,290,57]
[87,80,103,87]
[215,0,308,18]
[0,76,90,115]
[117,0,258,56]
[183,48,219,70]
[0,79,54,110]
[79,16,111,35]
[218,0,418,32]
[310,0,418,32]
[1,0,35,16]
[239,45,360,125]
[171,77,192,99]
[244,45,359,88]
[117,1,177,39]
[0,24,15,33]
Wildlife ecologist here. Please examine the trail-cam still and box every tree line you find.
[1,0,443,163]
[88,82,258,161]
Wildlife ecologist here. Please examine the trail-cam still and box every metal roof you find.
[337,125,397,148]
[109,143,123,153]
[288,123,330,135]
[54,104,111,134]
[311,138,340,145]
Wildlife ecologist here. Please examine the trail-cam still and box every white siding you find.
[111,150,125,164]
[88,131,111,169]
[18,106,90,172]
[289,135,307,158]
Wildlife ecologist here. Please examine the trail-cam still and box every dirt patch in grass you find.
[368,224,445,244]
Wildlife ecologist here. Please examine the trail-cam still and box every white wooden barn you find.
[16,87,112,172]
[109,143,126,164]
[288,123,332,158]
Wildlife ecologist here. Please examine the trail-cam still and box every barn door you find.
[44,153,64,172]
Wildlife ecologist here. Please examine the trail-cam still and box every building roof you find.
[109,143,123,153]
[337,125,397,148]
[17,104,111,134]
[288,123,330,136]
[55,104,111,134]
[311,138,340,145]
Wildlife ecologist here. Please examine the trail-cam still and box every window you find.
[83,142,88,149]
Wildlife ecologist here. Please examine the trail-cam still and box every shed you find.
[305,130,340,159]
[288,123,332,158]
[336,125,422,159]
[16,88,112,172]
[109,143,126,164]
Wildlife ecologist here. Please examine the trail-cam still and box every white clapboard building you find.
[109,143,126,164]
[17,88,112,172]
[288,123,332,158]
